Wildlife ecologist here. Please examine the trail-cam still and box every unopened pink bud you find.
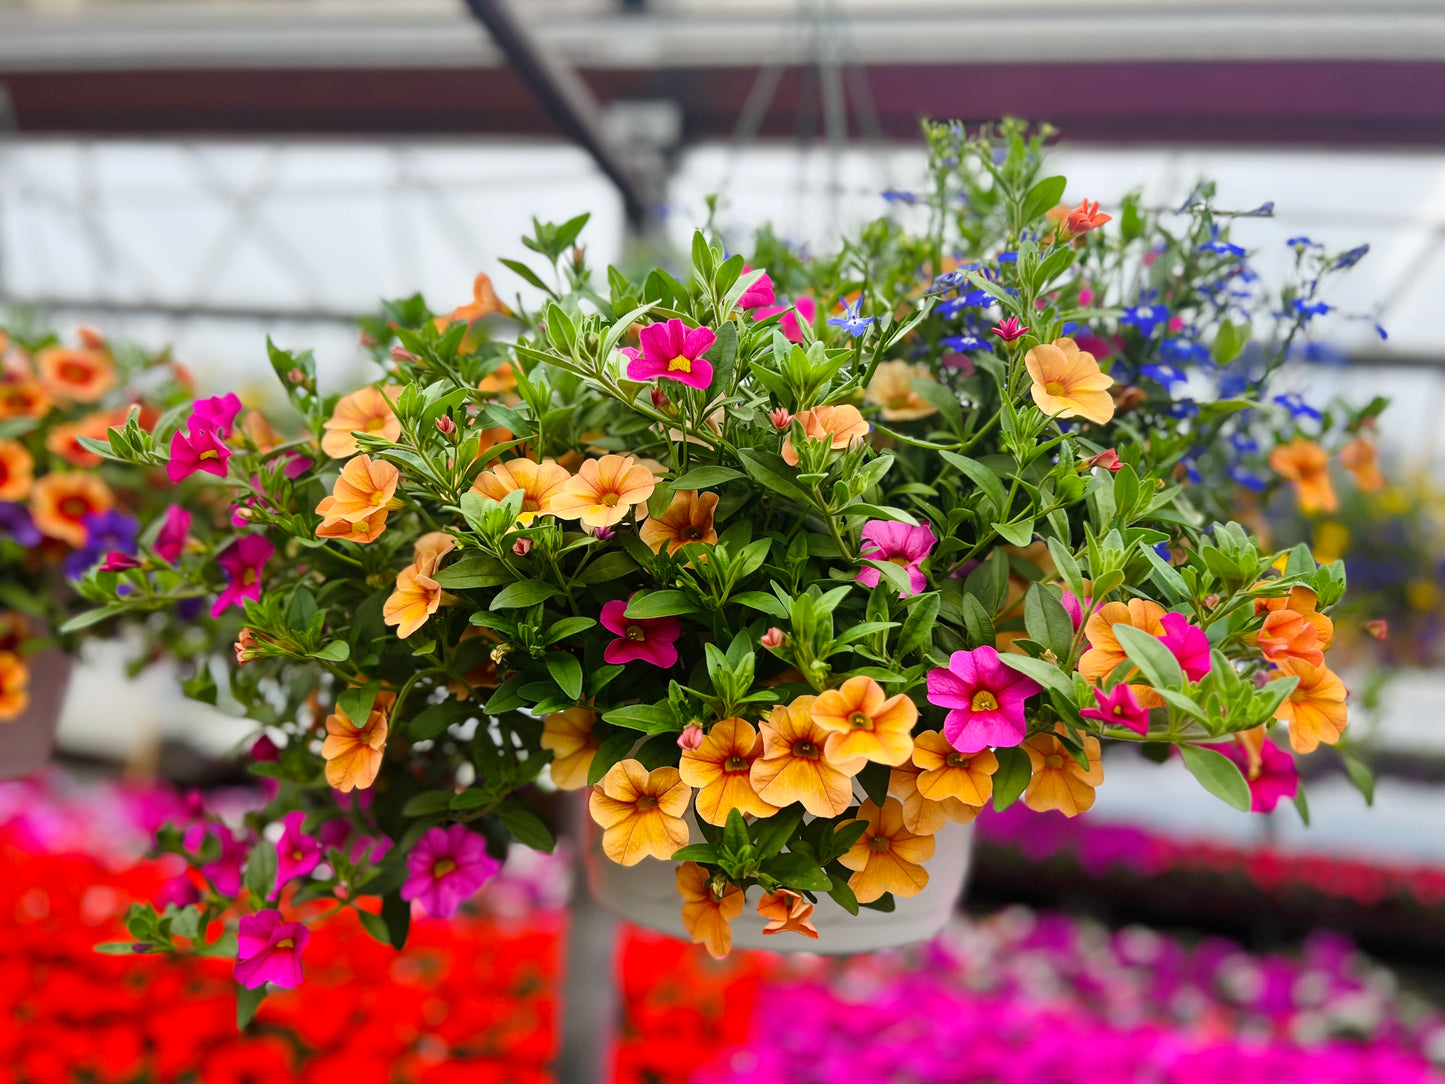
[512,537,532,556]
[770,408,793,430]
[391,345,419,364]
[286,368,306,385]
[435,415,457,435]
[651,388,670,410]
[677,723,705,751]
[760,627,786,650]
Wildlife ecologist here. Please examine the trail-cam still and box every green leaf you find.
[495,798,556,853]
[433,557,513,589]
[827,872,861,915]
[961,593,995,649]
[357,908,392,946]
[57,603,129,635]
[337,681,381,726]
[751,805,805,860]
[381,890,411,950]
[997,653,1074,696]
[407,702,474,741]
[1112,622,1183,690]
[940,452,1008,517]
[857,761,891,806]
[671,465,744,489]
[1341,752,1375,806]
[544,617,596,643]
[991,746,1031,811]
[499,256,551,293]
[1180,744,1251,812]
[236,984,266,1030]
[577,551,640,585]
[401,789,456,817]
[490,581,562,609]
[897,592,941,659]
[845,503,919,526]
[243,841,277,902]
[545,653,583,700]
[671,843,719,863]
[737,448,815,505]
[1023,583,1074,658]
[1141,544,1189,602]
[1022,174,1068,224]
[733,590,789,618]
[767,852,832,891]
[588,730,637,785]
[1292,781,1310,826]
[602,703,678,733]
[992,518,1035,547]
[624,590,700,619]
[309,641,351,663]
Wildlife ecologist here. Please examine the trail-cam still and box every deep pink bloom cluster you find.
[400,823,501,918]
[622,318,717,390]
[752,295,818,343]
[600,596,681,668]
[926,646,1042,752]
[234,908,310,990]
[1159,611,1213,681]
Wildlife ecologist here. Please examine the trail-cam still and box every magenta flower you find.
[189,393,243,438]
[1222,736,1299,813]
[1080,683,1150,736]
[154,505,191,563]
[622,319,716,389]
[856,520,936,597]
[400,824,500,918]
[737,267,776,310]
[991,316,1030,342]
[167,425,232,484]
[349,834,392,865]
[250,733,280,762]
[181,820,249,896]
[99,552,141,572]
[926,646,1042,753]
[212,534,273,617]
[1060,590,1091,631]
[1158,611,1212,682]
[752,296,817,343]
[273,810,321,896]
[234,909,310,990]
[600,597,681,668]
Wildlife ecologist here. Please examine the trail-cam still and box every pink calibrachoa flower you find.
[181,821,249,896]
[273,810,321,896]
[1080,683,1150,736]
[991,317,1029,342]
[600,597,681,668]
[154,505,191,563]
[189,392,243,438]
[737,267,776,310]
[1060,589,1090,631]
[1159,611,1212,682]
[856,520,936,597]
[676,723,705,751]
[211,534,273,618]
[927,646,1042,753]
[753,296,817,343]
[167,425,231,483]
[99,552,141,572]
[400,823,500,918]
[1223,733,1299,813]
[234,909,309,990]
[622,319,717,389]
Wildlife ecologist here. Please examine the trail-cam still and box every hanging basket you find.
[0,651,73,780]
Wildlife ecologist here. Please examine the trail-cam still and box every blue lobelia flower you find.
[1287,236,1323,249]
[1333,244,1370,269]
[940,335,994,354]
[1122,303,1170,338]
[882,189,920,205]
[1292,299,1332,318]
[1160,338,1211,365]
[1198,225,1246,258]
[827,298,875,338]
[1273,393,1322,421]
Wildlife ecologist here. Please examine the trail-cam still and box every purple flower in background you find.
[65,510,138,579]
[0,503,41,548]
[1273,393,1322,421]
[400,824,500,918]
[1293,299,1332,318]
[189,393,243,439]
[1333,243,1370,269]
[1198,226,1247,258]
[234,909,309,990]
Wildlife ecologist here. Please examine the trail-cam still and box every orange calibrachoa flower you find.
[1269,438,1337,514]
[541,707,601,790]
[676,861,744,959]
[864,360,938,421]
[0,612,30,654]
[471,457,571,526]
[678,716,778,826]
[911,729,997,806]
[1338,435,1384,491]
[1255,608,1325,668]
[1255,585,1334,649]
[1022,725,1104,817]
[0,379,52,420]
[315,455,400,535]
[36,346,114,403]
[750,696,863,818]
[316,507,388,544]
[757,889,818,939]
[321,701,389,792]
[30,472,115,547]
[588,759,691,866]
[639,490,719,556]
[0,652,28,719]
[1024,337,1115,425]
[440,272,512,327]
[320,385,403,459]
[383,532,455,638]
[809,675,917,767]
[887,757,979,834]
[781,404,870,466]
[477,361,519,396]
[0,440,34,501]
[1063,199,1111,237]
[837,797,935,904]
[46,407,131,468]
[1079,598,1168,708]
[1272,657,1348,753]
[548,454,656,529]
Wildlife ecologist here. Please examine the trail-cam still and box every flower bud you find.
[250,732,280,762]
[286,368,307,386]
[390,345,419,364]
[676,723,705,751]
[1204,594,1221,610]
[512,537,532,556]
[1081,449,1122,473]
[650,388,670,411]
[435,415,457,435]
[1364,619,1388,640]
[234,628,260,665]
[77,325,106,350]
[770,407,794,430]
[760,627,786,650]
[592,525,615,541]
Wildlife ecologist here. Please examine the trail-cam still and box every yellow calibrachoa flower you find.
[780,404,870,466]
[321,701,388,793]
[321,385,404,459]
[911,729,997,806]
[750,696,863,818]
[548,454,656,529]
[588,759,691,866]
[541,707,601,790]
[470,457,571,525]
[383,532,456,638]
[864,360,939,421]
[678,716,778,826]
[316,507,388,544]
[837,797,935,904]
[1024,337,1115,425]
[1022,725,1104,817]
[639,490,719,556]
[676,861,744,959]
[1079,598,1168,708]
[809,675,917,767]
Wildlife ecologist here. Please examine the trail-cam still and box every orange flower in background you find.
[0,440,34,501]
[321,385,403,459]
[1022,726,1104,817]
[0,612,30,654]
[1272,657,1348,753]
[1256,608,1325,668]
[864,360,938,422]
[781,404,870,466]
[46,408,129,468]
[1269,438,1337,514]
[757,889,818,939]
[809,675,917,767]
[589,759,691,866]
[30,472,115,547]
[315,506,388,544]
[1063,199,1112,236]
[241,410,282,451]
[751,695,863,818]
[911,729,997,806]
[0,379,52,420]
[639,490,719,556]
[478,361,519,396]
[441,272,513,328]
[678,716,778,826]
[887,757,979,834]
[541,707,601,790]
[1079,598,1167,708]
[549,454,656,529]
[315,455,400,531]
[411,531,455,576]
[837,797,935,904]
[36,346,114,403]
[470,457,571,525]
[0,652,28,719]
[1338,435,1384,491]
[1025,337,1115,425]
[321,701,389,792]
[676,861,744,959]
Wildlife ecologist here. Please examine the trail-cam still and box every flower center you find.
[601,492,620,507]
[667,356,693,373]
[1044,380,1067,397]
[365,416,386,432]
[624,625,646,643]
[433,858,457,878]
[847,711,872,731]
[724,755,749,772]
[888,555,911,567]
[945,753,969,768]
[635,795,658,811]
[243,568,259,586]
[60,362,92,383]
[275,938,294,950]
[869,835,892,853]
[970,690,998,712]
[369,490,386,505]
[792,741,818,760]
[680,526,703,540]
[1045,754,1064,769]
